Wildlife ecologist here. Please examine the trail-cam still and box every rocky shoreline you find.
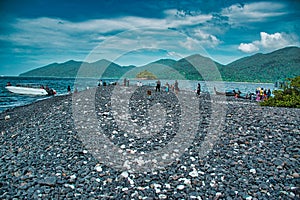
[0,85,299,199]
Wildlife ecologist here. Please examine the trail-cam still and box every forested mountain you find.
[20,59,135,78]
[125,59,181,79]
[220,46,300,82]
[19,46,300,82]
[20,60,84,77]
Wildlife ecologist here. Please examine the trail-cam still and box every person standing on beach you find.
[165,82,169,92]
[267,89,271,99]
[196,83,201,96]
[147,90,152,100]
[260,88,264,100]
[156,80,161,92]
[67,85,71,94]
[98,80,103,86]
[174,80,179,94]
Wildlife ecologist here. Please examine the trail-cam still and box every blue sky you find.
[0,0,299,76]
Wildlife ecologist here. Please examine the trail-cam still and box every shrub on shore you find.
[260,76,300,108]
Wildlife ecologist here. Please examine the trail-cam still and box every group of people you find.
[256,87,271,101]
[95,78,202,97]
[98,80,108,86]
[6,82,12,86]
[155,80,180,94]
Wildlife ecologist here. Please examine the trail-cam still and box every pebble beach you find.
[0,85,299,199]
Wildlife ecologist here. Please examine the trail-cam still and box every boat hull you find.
[214,87,253,99]
[6,86,49,95]
[214,87,235,96]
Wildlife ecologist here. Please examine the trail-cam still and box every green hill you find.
[221,46,300,82]
[19,46,300,82]
[20,59,135,78]
[125,59,181,79]
[19,60,84,77]
[172,54,224,81]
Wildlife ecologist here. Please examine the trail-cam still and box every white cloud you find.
[179,37,200,50]
[3,9,216,53]
[238,43,259,53]
[167,51,182,58]
[260,32,296,49]
[164,9,212,27]
[0,8,221,66]
[222,2,287,25]
[238,32,299,53]
[193,29,221,48]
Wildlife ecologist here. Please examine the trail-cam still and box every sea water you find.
[0,77,274,113]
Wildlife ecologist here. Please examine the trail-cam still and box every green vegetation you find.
[136,70,157,79]
[220,47,300,82]
[125,59,182,80]
[260,76,300,108]
[172,54,224,81]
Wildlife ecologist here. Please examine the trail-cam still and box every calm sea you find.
[0,77,275,113]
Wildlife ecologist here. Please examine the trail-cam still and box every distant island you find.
[19,46,300,83]
[136,70,157,80]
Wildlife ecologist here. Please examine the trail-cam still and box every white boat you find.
[5,84,56,96]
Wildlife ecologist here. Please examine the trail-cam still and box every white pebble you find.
[120,171,129,178]
[199,171,205,175]
[158,194,167,199]
[190,157,196,161]
[189,168,199,177]
[95,166,102,172]
[177,185,185,190]
[70,174,76,180]
[153,183,162,188]
[128,177,134,185]
[216,192,222,197]
[183,178,191,185]
[250,169,256,174]
[64,183,75,189]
